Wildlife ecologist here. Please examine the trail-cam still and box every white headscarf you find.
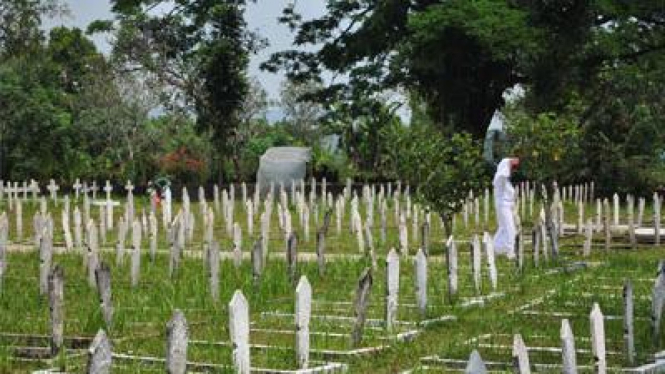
[493,158,513,187]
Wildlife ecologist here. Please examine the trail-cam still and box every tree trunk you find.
[442,215,453,240]
[232,155,241,183]
[217,156,224,186]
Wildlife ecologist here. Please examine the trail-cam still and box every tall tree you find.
[106,0,263,182]
[0,24,101,181]
[0,0,68,59]
[279,79,324,145]
[264,0,665,139]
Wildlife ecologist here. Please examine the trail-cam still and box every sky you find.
[43,0,327,103]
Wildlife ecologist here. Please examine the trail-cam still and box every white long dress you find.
[163,187,172,225]
[493,158,516,257]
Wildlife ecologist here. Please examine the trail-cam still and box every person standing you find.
[163,183,172,225]
[493,157,520,257]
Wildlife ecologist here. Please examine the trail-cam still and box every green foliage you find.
[149,114,212,185]
[236,123,294,182]
[404,1,538,138]
[46,27,102,93]
[576,60,665,196]
[389,126,486,230]
[506,110,583,186]
[311,145,354,182]
[506,45,665,197]
[0,54,71,180]
[0,0,68,58]
[108,0,262,182]
[266,0,665,141]
[324,97,404,181]
[279,79,324,145]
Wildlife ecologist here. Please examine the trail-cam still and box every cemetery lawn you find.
[1,240,664,372]
[1,196,663,372]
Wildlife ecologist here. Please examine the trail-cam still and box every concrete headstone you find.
[295,276,312,369]
[166,309,188,374]
[229,290,251,374]
[512,334,531,374]
[561,319,577,374]
[86,329,112,374]
[465,350,487,374]
[590,303,607,374]
[351,268,373,347]
[48,265,64,356]
[415,248,428,316]
[385,249,400,331]
[95,262,113,327]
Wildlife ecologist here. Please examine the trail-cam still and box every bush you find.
[388,125,487,233]
[505,110,583,186]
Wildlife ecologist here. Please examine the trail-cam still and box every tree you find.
[506,108,583,258]
[0,0,68,59]
[326,95,403,180]
[0,24,100,181]
[47,27,102,94]
[264,1,665,139]
[389,126,486,235]
[0,57,71,179]
[74,65,161,182]
[106,0,263,182]
[239,77,269,132]
[279,79,324,144]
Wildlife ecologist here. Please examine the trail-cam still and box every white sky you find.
[44,0,327,102]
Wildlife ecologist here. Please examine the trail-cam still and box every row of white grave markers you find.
[484,264,665,374]
[0,178,523,212]
[9,180,665,264]
[59,276,306,373]
[466,303,605,374]
[10,179,427,247]
[74,262,660,373]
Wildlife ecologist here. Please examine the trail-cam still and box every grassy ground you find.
[0,192,662,372]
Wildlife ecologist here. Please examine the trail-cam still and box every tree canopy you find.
[0,0,663,204]
[264,0,665,139]
[104,0,263,182]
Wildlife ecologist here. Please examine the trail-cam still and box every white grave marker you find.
[229,290,250,374]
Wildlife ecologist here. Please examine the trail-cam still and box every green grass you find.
[0,194,664,372]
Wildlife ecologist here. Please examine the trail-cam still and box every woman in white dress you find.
[493,157,520,257]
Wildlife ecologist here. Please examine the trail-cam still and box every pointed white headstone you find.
[295,276,312,369]
[130,220,141,287]
[652,262,665,346]
[87,329,112,374]
[590,303,607,374]
[483,232,498,290]
[385,249,400,331]
[613,193,620,227]
[583,219,593,257]
[472,235,482,294]
[39,229,53,296]
[446,236,458,300]
[465,350,487,374]
[229,290,250,374]
[560,319,577,374]
[415,248,427,316]
[352,268,373,347]
[209,241,220,301]
[166,309,188,374]
[655,193,661,246]
[48,265,64,356]
[512,334,531,374]
[95,262,113,327]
